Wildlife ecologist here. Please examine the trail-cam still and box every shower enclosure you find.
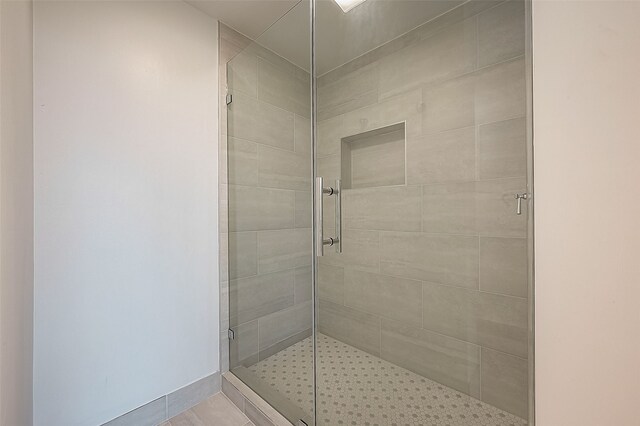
[223,0,533,424]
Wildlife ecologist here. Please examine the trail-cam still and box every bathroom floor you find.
[249,334,527,426]
[162,392,254,426]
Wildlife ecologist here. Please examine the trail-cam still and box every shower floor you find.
[248,334,527,426]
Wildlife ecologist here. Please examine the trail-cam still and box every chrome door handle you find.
[515,193,529,215]
[334,179,342,254]
[315,177,342,256]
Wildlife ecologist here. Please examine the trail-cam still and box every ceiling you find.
[185,0,300,39]
[187,0,466,74]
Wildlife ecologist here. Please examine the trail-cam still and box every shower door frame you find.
[524,0,536,423]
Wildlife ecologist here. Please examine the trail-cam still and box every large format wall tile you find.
[319,229,380,272]
[422,182,477,235]
[318,63,378,121]
[318,154,340,181]
[422,74,475,134]
[475,58,526,125]
[318,300,381,356]
[478,117,527,180]
[228,137,257,186]
[343,186,422,232]
[341,89,423,139]
[228,94,294,150]
[229,269,295,326]
[257,228,312,274]
[344,269,422,326]
[257,145,311,191]
[477,0,526,68]
[229,320,259,368]
[476,177,527,237]
[379,18,477,99]
[257,58,310,118]
[317,115,343,158]
[407,127,476,184]
[294,114,311,154]
[258,302,312,351]
[229,185,294,231]
[380,232,479,288]
[480,237,528,298]
[380,318,481,397]
[246,41,298,75]
[422,282,528,358]
[294,266,312,304]
[318,263,344,305]
[422,178,527,237]
[227,50,257,97]
[228,231,257,280]
[481,348,529,419]
[259,329,312,362]
[294,191,311,228]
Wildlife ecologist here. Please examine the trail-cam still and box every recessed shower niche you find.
[341,122,406,189]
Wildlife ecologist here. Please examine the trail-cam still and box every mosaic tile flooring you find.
[249,334,528,426]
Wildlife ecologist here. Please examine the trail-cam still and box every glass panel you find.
[225,2,314,424]
[314,0,532,425]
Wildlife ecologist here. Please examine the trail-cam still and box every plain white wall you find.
[0,0,34,424]
[533,1,640,425]
[33,2,219,425]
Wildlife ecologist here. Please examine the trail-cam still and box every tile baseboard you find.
[102,372,221,426]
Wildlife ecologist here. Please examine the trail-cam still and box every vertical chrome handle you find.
[315,177,342,256]
[315,177,324,256]
[515,193,529,215]
[335,179,342,254]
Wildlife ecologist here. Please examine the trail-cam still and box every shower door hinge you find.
[225,93,233,105]
[228,329,235,340]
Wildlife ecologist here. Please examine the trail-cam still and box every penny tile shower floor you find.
[248,334,527,426]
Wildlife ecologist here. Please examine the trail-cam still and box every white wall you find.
[0,0,34,424]
[533,1,640,425]
[34,2,219,425]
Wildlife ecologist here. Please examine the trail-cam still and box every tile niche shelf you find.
[341,122,406,189]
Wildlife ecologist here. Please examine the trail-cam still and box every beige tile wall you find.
[219,24,312,371]
[316,0,529,419]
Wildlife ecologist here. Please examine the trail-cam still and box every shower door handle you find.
[315,177,342,256]
[334,179,342,254]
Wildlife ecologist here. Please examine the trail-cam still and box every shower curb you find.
[222,371,297,426]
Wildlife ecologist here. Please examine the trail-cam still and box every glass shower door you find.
[225,0,533,424]
[313,0,533,425]
[224,1,314,423]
